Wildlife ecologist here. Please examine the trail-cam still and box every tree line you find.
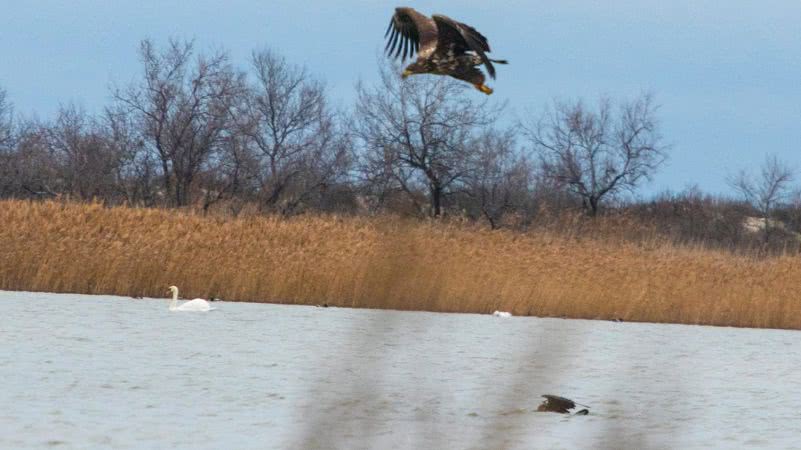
[0,39,797,248]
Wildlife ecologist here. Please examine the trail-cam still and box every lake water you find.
[2,290,800,449]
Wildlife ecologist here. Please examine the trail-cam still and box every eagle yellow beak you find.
[401,69,412,79]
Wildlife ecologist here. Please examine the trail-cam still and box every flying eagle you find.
[384,7,508,95]
[536,395,590,415]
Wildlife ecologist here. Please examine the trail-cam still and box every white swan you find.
[167,286,214,312]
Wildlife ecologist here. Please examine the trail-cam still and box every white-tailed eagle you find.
[384,7,508,94]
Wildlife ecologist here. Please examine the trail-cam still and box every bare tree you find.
[354,62,499,217]
[5,118,60,198]
[101,105,156,205]
[728,154,794,242]
[0,87,12,152]
[195,122,278,215]
[524,94,666,216]
[113,39,244,206]
[461,128,533,228]
[0,87,15,196]
[0,106,130,202]
[43,104,126,200]
[240,49,351,214]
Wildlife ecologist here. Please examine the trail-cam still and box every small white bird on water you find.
[167,286,215,312]
[493,311,512,318]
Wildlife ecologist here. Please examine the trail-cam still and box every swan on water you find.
[493,311,512,318]
[167,286,214,312]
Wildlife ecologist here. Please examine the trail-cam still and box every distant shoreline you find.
[2,200,798,330]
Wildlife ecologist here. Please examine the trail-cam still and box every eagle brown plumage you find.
[384,7,508,95]
[537,395,590,415]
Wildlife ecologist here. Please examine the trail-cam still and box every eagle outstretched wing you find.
[431,14,496,78]
[385,7,439,61]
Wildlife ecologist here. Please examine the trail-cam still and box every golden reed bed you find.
[1,200,799,329]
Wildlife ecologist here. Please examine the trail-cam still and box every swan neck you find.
[170,288,179,309]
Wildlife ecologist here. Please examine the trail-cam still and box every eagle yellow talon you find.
[475,84,493,95]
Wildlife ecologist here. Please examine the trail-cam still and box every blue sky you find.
[1,1,800,196]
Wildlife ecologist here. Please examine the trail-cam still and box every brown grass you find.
[1,199,799,329]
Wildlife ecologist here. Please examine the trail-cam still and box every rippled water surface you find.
[2,291,800,449]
